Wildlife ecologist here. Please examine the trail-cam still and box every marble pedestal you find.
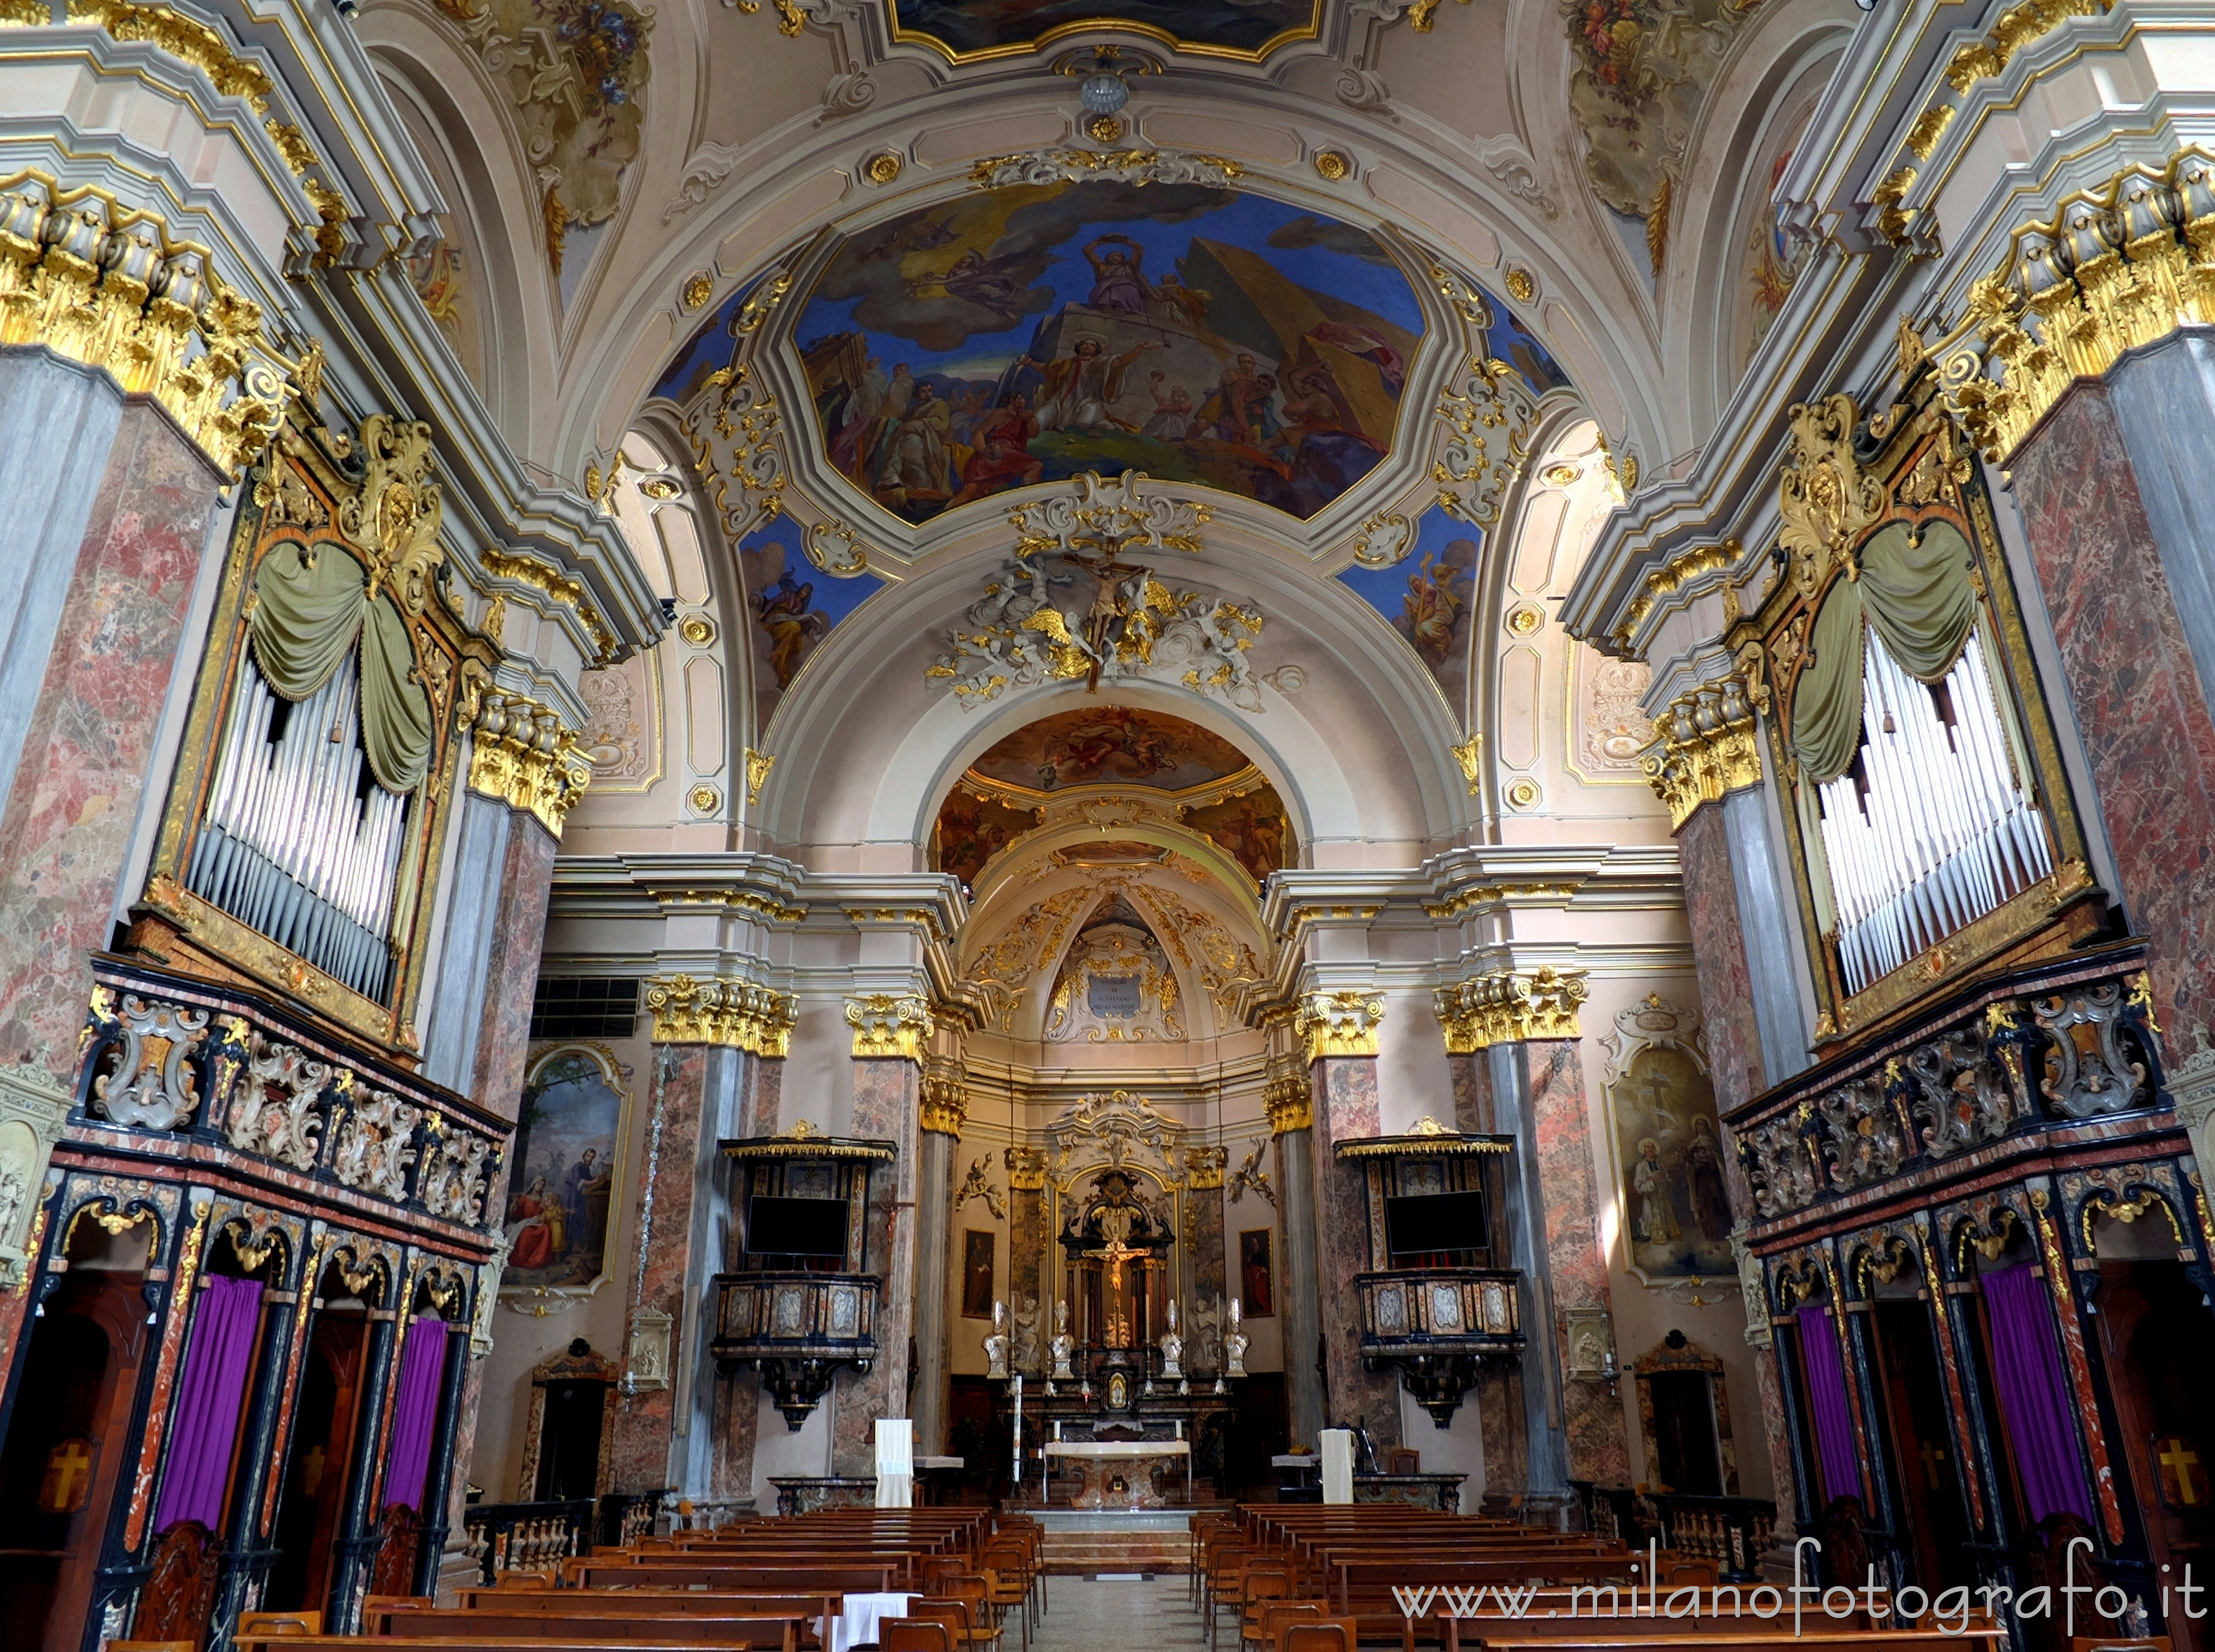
[1044,1440,1191,1510]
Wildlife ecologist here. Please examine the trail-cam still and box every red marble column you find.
[834,1056,919,1476]
[0,403,222,1083]
[1447,1052,1492,1133]
[1525,1038,1631,1483]
[1309,1056,1402,1448]
[2008,381,2215,1053]
[1677,805,1767,1119]
[607,1043,709,1491]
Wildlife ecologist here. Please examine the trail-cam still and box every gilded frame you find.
[1734,388,2098,1050]
[134,408,498,1058]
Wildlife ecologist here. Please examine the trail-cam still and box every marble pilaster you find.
[741,1054,784,1137]
[1447,1052,1493,1133]
[467,815,559,1120]
[420,791,512,1095]
[0,399,222,1085]
[0,351,126,829]
[1719,787,1810,1084]
[1185,1149,1227,1363]
[1523,1038,1629,1483]
[1678,803,1768,1119]
[834,1056,919,1476]
[1489,1043,1570,1501]
[1309,1056,1402,1448]
[2007,380,2215,1057]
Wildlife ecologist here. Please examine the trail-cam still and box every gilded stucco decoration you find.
[1127,886,1266,1024]
[91,995,210,1132]
[1044,1090,1188,1192]
[467,687,594,838]
[1933,150,2215,463]
[1263,1056,1311,1133]
[679,360,789,539]
[642,974,797,1054]
[0,174,292,476]
[926,548,1278,712]
[1641,672,1760,829]
[1427,269,1545,526]
[1044,919,1184,1043]
[846,992,933,1059]
[1434,966,1588,1052]
[1295,989,1385,1059]
[967,150,1245,190]
[1563,0,1758,276]
[965,885,1095,1032]
[1776,393,1887,600]
[433,0,652,275]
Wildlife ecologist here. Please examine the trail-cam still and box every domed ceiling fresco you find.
[886,0,1321,60]
[794,179,1425,523]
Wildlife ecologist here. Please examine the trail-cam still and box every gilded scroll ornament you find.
[339,416,444,616]
[744,748,776,806]
[1451,735,1482,797]
[1434,966,1588,1053]
[1428,268,1543,526]
[478,549,620,662]
[921,1059,968,1136]
[92,995,211,1132]
[66,0,274,108]
[467,688,593,838]
[1933,150,2215,463]
[642,974,796,1055]
[846,993,932,1060]
[968,150,1243,190]
[1004,1145,1048,1191]
[1641,672,1762,829]
[1295,990,1385,1059]
[1777,393,1887,600]
[0,174,291,475]
[1262,1063,1311,1134]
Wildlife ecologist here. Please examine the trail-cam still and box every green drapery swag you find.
[248,541,434,793]
[1789,519,1979,786]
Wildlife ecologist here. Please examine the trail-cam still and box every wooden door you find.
[266,1311,366,1614]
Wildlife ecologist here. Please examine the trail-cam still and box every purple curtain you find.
[383,1316,449,1513]
[152,1275,265,1533]
[1983,1262,2094,1524]
[1797,1304,1863,1505]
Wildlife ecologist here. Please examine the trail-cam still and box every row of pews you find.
[151,1509,1044,1652]
[1193,1505,2043,1652]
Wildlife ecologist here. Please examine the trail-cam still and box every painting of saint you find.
[1239,1229,1275,1318]
[737,526,885,729]
[962,1229,996,1319]
[506,1047,627,1292]
[1609,1041,1735,1280]
[968,706,1253,792]
[796,180,1429,523]
[888,0,1319,62]
[933,787,1040,887]
[1339,512,1481,710]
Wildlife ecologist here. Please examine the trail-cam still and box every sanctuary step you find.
[1029,1507,1206,1576]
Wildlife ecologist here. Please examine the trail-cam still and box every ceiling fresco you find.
[1338,508,1482,711]
[967,706,1253,792]
[795,179,1424,523]
[737,520,885,727]
[886,0,1321,60]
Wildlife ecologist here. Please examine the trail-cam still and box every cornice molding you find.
[1642,672,1762,831]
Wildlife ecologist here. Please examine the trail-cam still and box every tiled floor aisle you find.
[1029,1576,1211,1651]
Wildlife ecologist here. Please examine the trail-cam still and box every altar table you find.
[1042,1439,1191,1510]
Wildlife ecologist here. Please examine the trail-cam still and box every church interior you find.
[2,0,2214,1646]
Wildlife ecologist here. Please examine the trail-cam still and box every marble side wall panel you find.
[835,1057,917,1476]
[1309,1057,1402,1448]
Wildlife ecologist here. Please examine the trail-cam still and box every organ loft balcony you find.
[1335,1123,1525,1426]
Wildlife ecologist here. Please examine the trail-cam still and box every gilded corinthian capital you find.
[846,993,932,1061]
[1295,990,1385,1060]
[643,975,796,1054]
[1642,671,1762,830]
[1434,967,1589,1053]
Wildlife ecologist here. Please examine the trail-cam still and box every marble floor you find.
[1029,1576,1210,1652]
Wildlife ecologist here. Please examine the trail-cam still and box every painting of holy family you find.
[505,1047,626,1291]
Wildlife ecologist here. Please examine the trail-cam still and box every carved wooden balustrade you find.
[1353,1266,1524,1426]
[76,956,507,1235]
[461,1498,596,1583]
[710,1270,880,1428]
[1727,943,2163,1226]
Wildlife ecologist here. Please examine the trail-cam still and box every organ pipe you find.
[1815,628,2051,996]
[184,652,411,1001]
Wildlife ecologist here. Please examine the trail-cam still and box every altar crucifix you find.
[1060,1168,1173,1351]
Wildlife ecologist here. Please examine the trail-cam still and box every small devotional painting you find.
[797,180,1425,523]
[1239,1227,1275,1318]
[1604,1011,1735,1283]
[963,1229,996,1319]
[506,1047,629,1293]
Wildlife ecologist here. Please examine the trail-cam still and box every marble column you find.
[1006,1148,1046,1374]
[1487,1041,1572,1504]
[1270,1066,1324,1451]
[912,1061,963,1454]
[1299,993,1401,1451]
[2007,380,2215,1056]
[0,400,224,1095]
[834,995,928,1477]
[467,817,559,1112]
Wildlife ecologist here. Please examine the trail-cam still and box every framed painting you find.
[962,1229,996,1319]
[1599,996,1735,1285]
[503,1044,631,1308]
[1239,1227,1274,1318]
